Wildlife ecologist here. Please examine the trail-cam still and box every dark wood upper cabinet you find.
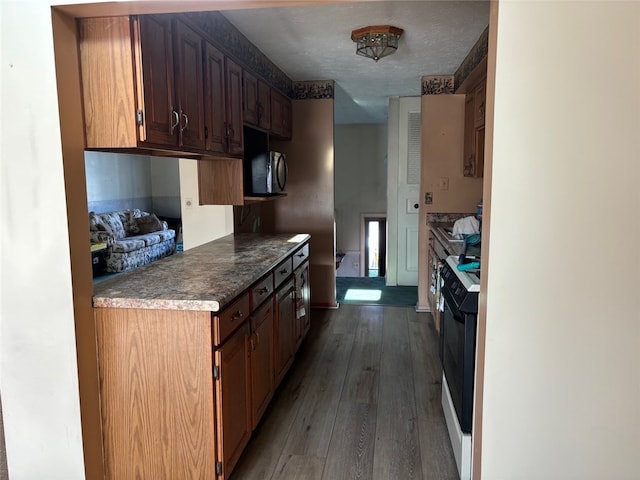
[202,42,244,158]
[172,19,205,150]
[463,77,486,178]
[245,73,273,132]
[474,79,486,129]
[225,58,244,156]
[80,16,207,154]
[463,94,476,177]
[270,90,292,140]
[203,41,228,155]
[243,70,259,126]
[257,80,272,131]
[136,15,176,147]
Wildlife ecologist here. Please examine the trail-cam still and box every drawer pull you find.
[279,268,288,275]
[257,287,269,295]
[296,252,305,258]
[231,311,244,321]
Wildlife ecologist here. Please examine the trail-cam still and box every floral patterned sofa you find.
[89,209,176,273]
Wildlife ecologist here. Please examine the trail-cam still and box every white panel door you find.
[397,98,421,286]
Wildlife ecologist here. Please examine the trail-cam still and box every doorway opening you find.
[363,216,386,277]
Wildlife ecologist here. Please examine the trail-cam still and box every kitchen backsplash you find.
[427,213,476,225]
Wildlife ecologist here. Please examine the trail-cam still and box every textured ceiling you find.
[223,1,490,124]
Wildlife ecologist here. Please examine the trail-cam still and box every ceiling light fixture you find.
[351,25,404,62]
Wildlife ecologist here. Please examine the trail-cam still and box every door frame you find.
[360,213,386,278]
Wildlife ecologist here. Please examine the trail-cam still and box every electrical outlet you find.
[425,192,433,204]
[353,261,359,270]
[438,177,450,190]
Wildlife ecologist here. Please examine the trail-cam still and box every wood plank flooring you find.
[230,305,458,480]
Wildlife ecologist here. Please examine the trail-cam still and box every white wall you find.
[85,152,183,217]
[334,124,387,253]
[1,1,86,478]
[151,156,182,217]
[178,159,234,250]
[481,2,640,478]
[85,151,152,212]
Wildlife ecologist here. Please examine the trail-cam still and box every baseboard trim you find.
[312,302,339,310]
[415,303,432,313]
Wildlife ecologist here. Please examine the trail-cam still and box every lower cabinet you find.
[249,298,274,428]
[94,242,310,480]
[214,322,252,479]
[294,261,311,351]
[274,278,296,387]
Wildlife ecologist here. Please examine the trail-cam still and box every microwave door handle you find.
[277,155,288,191]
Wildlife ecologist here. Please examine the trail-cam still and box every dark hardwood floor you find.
[230,305,458,480]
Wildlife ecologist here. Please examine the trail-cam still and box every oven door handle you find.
[441,286,464,321]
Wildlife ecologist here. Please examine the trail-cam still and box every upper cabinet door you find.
[172,20,205,150]
[203,41,227,155]
[137,15,177,147]
[270,90,292,140]
[257,80,272,131]
[463,94,476,177]
[225,57,244,156]
[243,70,259,126]
[474,79,486,129]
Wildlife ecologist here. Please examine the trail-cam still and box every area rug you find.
[336,276,417,307]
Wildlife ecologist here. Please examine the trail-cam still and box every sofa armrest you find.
[90,231,114,246]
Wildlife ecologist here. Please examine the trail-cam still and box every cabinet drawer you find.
[274,257,293,290]
[250,273,273,311]
[292,243,309,271]
[213,292,251,346]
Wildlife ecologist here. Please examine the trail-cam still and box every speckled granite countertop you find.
[93,233,310,312]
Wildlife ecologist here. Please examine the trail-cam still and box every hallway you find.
[230,305,457,480]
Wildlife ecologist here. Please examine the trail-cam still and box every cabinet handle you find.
[170,109,179,134]
[257,102,263,123]
[180,113,189,132]
[279,268,288,275]
[223,122,229,150]
[296,252,305,258]
[257,287,269,295]
[228,125,235,139]
[231,310,243,321]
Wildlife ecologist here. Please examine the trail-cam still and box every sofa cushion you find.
[111,237,146,253]
[136,214,163,234]
[156,230,176,242]
[124,209,144,235]
[98,212,126,240]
